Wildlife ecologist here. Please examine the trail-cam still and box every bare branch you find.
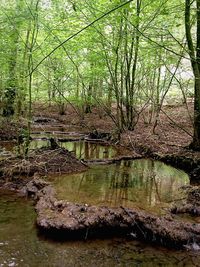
[31,0,134,74]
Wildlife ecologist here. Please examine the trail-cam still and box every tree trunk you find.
[185,0,200,150]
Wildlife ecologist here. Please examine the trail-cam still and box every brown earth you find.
[1,101,200,249]
[30,101,198,173]
[0,147,87,190]
[21,177,200,250]
[31,101,193,154]
[0,101,198,183]
[0,101,194,156]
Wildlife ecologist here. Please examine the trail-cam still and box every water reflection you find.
[0,191,199,266]
[29,140,116,160]
[60,141,115,160]
[1,137,117,161]
[53,159,189,213]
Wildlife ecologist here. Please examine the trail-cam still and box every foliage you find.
[0,0,195,135]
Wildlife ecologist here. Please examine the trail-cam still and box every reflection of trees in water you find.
[102,163,128,206]
[55,159,189,208]
[102,160,187,207]
[29,139,115,160]
[69,141,112,160]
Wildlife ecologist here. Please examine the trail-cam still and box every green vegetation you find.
[0,0,199,148]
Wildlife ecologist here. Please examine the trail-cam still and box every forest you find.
[1,0,200,266]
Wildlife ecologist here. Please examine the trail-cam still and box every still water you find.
[30,139,117,160]
[53,159,189,214]
[1,139,117,161]
[0,191,199,267]
[0,139,198,266]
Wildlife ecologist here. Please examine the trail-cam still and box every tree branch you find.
[31,0,134,74]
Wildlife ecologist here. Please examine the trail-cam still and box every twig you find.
[120,206,147,239]
[160,108,193,137]
[31,0,134,74]
[128,135,135,150]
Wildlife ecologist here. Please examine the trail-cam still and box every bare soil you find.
[0,148,86,177]
[1,101,200,248]
[0,147,87,190]
[0,101,198,178]
[31,101,194,155]
[21,177,200,250]
[0,101,194,155]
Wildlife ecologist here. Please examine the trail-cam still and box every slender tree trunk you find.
[185,0,200,150]
[25,0,40,156]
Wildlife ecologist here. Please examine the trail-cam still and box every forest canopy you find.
[0,0,198,146]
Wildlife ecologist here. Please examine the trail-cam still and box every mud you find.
[0,104,199,183]
[0,120,20,140]
[1,104,200,250]
[171,186,200,217]
[0,147,87,181]
[26,177,200,250]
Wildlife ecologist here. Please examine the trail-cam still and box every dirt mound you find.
[0,120,20,140]
[171,186,200,216]
[33,179,200,250]
[0,147,87,180]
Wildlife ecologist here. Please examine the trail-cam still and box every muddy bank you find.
[0,120,20,140]
[171,186,200,217]
[0,147,87,189]
[123,141,200,184]
[20,177,200,250]
[36,188,200,249]
[0,109,198,181]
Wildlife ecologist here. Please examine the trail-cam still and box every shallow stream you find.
[30,139,116,160]
[0,138,117,161]
[0,191,200,267]
[0,136,199,266]
[52,159,189,215]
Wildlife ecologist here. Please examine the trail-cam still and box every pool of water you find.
[0,139,117,161]
[29,139,117,160]
[0,138,198,265]
[0,190,199,267]
[60,140,116,160]
[52,159,189,214]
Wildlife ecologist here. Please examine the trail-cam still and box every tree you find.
[0,0,191,144]
[185,0,200,150]
[1,0,21,116]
